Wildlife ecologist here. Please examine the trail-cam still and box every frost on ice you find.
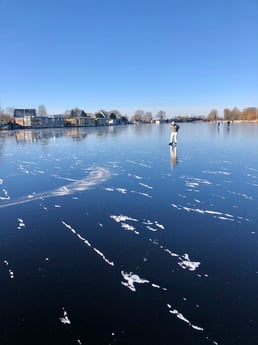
[59,308,71,325]
[121,271,150,292]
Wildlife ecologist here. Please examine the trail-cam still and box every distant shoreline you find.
[0,119,258,132]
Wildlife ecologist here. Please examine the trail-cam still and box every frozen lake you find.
[0,122,258,345]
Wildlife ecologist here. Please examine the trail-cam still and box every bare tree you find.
[143,112,153,123]
[132,110,144,122]
[5,107,15,116]
[0,114,14,122]
[208,109,218,121]
[231,107,240,121]
[155,110,166,120]
[242,107,257,121]
[63,109,71,116]
[223,108,231,121]
[70,108,82,117]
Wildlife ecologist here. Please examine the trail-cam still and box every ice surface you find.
[1,124,257,344]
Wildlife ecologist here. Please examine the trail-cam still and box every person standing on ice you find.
[169,121,180,146]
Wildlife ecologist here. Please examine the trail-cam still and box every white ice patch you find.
[146,226,158,232]
[181,175,212,187]
[172,203,236,222]
[186,182,199,188]
[51,175,76,182]
[128,173,143,180]
[155,221,165,230]
[17,218,25,230]
[4,260,14,279]
[143,220,165,230]
[121,271,167,292]
[110,215,139,234]
[117,188,127,194]
[104,187,127,194]
[121,223,139,235]
[151,283,167,291]
[121,271,149,292]
[167,304,204,331]
[126,160,151,168]
[150,241,201,273]
[110,215,138,223]
[228,190,253,200]
[178,254,201,271]
[59,308,71,325]
[203,170,231,175]
[62,221,114,267]
[0,189,10,200]
[139,182,153,189]
[111,215,164,234]
[131,190,152,198]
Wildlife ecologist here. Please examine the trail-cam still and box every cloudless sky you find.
[0,0,257,117]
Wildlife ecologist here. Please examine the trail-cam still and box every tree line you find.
[208,107,258,121]
[0,104,257,123]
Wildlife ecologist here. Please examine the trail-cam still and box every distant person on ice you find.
[169,121,180,146]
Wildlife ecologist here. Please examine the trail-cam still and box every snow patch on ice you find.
[59,308,71,325]
[121,271,149,292]
[17,218,25,230]
[167,304,204,331]
[62,221,114,267]
[0,189,10,200]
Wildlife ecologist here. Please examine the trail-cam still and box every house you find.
[13,109,36,127]
[14,109,36,117]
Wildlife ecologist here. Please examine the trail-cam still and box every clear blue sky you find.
[0,0,257,117]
